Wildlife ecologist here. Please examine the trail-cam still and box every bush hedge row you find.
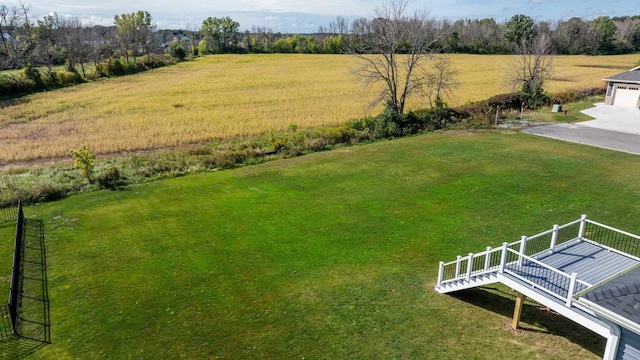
[0,55,176,98]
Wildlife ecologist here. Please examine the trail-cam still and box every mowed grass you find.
[17,131,640,359]
[0,53,637,164]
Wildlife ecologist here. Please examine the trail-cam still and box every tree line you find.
[2,3,640,72]
[182,14,640,56]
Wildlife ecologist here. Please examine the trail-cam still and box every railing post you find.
[566,272,578,307]
[578,214,588,240]
[499,242,508,273]
[455,255,462,277]
[484,247,491,271]
[550,224,559,252]
[436,261,444,287]
[518,236,527,266]
[466,253,473,280]
[437,261,444,287]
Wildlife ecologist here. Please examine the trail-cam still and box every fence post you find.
[466,253,473,280]
[484,246,491,271]
[550,224,559,252]
[9,200,24,334]
[437,262,444,287]
[578,214,588,240]
[455,255,462,277]
[499,242,509,273]
[518,236,527,266]
[566,272,578,307]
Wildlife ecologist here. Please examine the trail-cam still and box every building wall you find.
[616,328,640,360]
[605,82,614,105]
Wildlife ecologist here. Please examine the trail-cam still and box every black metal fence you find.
[2,201,50,346]
[584,220,640,259]
[7,203,24,337]
[0,203,18,224]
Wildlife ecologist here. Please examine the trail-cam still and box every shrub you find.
[455,103,494,126]
[346,104,464,139]
[137,54,172,69]
[485,92,528,110]
[95,61,109,77]
[168,39,188,61]
[109,59,126,76]
[57,71,84,86]
[96,166,125,189]
[44,70,59,86]
[29,181,68,202]
[271,137,289,153]
[0,74,37,97]
[550,87,605,105]
[407,107,463,131]
[575,86,606,98]
[21,64,42,85]
[0,175,70,206]
[198,40,209,55]
[550,91,579,104]
[345,116,377,132]
[70,145,96,181]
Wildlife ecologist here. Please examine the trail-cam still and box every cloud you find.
[1,0,629,32]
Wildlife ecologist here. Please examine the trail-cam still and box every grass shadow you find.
[0,335,47,359]
[450,286,605,356]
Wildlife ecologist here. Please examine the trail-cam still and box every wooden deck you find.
[504,239,640,298]
[533,240,639,286]
[435,216,640,360]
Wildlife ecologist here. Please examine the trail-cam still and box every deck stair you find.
[435,216,640,360]
[436,216,640,303]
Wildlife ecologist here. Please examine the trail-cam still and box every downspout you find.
[601,318,620,360]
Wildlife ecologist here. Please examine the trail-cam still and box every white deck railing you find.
[435,215,630,307]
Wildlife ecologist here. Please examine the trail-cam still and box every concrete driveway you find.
[522,103,640,155]
[580,103,640,135]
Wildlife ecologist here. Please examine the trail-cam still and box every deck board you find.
[533,240,639,285]
[502,239,639,300]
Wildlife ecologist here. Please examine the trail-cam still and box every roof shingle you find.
[603,67,640,84]
[583,266,640,325]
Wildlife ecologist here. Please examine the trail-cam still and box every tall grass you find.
[0,53,636,164]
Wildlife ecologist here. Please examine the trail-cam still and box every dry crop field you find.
[0,53,637,165]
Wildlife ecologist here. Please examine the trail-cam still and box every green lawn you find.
[17,131,640,359]
[529,96,604,123]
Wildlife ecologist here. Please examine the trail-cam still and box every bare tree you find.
[0,2,37,70]
[89,25,117,63]
[185,23,200,55]
[336,16,349,35]
[421,55,458,108]
[352,0,444,114]
[327,21,338,35]
[60,17,90,76]
[509,31,554,105]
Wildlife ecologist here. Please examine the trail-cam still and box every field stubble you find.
[0,53,636,165]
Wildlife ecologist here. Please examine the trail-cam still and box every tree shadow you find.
[0,96,31,110]
[450,286,606,356]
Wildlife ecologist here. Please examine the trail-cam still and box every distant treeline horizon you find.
[1,2,639,72]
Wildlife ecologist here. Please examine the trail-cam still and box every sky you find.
[4,0,640,33]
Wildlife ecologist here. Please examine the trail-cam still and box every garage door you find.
[613,85,640,107]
